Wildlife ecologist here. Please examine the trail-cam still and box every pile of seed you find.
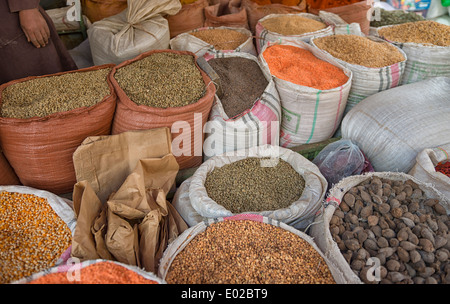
[370,9,424,27]
[165,220,336,284]
[313,35,405,68]
[114,52,206,108]
[190,29,249,50]
[378,20,450,47]
[329,177,450,284]
[208,57,268,118]
[0,191,72,284]
[1,68,111,119]
[204,157,305,213]
[260,15,327,35]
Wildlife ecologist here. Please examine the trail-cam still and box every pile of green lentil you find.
[114,52,206,108]
[370,9,425,28]
[1,68,111,119]
[260,15,327,35]
[165,220,336,284]
[204,157,305,213]
[190,28,249,50]
[207,57,268,118]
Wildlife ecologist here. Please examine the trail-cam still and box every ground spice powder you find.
[29,261,158,284]
[313,34,405,68]
[165,220,336,284]
[263,44,348,90]
[260,15,327,35]
[190,29,249,50]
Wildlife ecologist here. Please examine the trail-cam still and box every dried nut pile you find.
[114,52,206,108]
[208,57,268,118]
[370,8,424,27]
[204,157,305,213]
[165,220,336,284]
[313,35,405,68]
[1,68,111,119]
[329,177,450,284]
[0,191,72,284]
[190,29,249,50]
[29,261,158,284]
[260,15,327,35]
[378,20,450,46]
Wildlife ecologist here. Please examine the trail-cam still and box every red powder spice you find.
[435,161,450,177]
[263,44,349,90]
[29,261,158,284]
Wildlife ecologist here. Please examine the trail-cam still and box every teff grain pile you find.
[190,28,249,50]
[260,15,327,35]
[114,52,206,108]
[204,157,305,213]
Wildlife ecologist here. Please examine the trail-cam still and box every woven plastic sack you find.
[342,77,450,173]
[310,35,407,116]
[204,0,249,29]
[169,26,257,57]
[0,150,19,186]
[202,52,281,159]
[158,213,346,283]
[309,172,450,284]
[258,40,352,148]
[409,143,450,199]
[88,0,181,65]
[81,0,127,23]
[184,144,327,230]
[166,0,208,38]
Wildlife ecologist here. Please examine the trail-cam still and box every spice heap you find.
[313,35,405,68]
[260,15,327,35]
[435,162,450,178]
[0,191,72,284]
[329,177,450,284]
[165,219,336,284]
[190,29,249,50]
[378,20,450,47]
[208,57,268,118]
[370,9,424,28]
[114,52,205,108]
[263,44,348,90]
[204,157,305,213]
[29,261,159,284]
[1,68,111,119]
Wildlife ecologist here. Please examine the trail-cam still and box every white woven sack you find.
[188,144,328,230]
[258,40,352,148]
[342,77,450,173]
[374,24,450,85]
[409,143,450,199]
[158,214,347,283]
[0,185,77,266]
[13,259,165,284]
[309,172,450,284]
[169,26,257,57]
[172,176,204,227]
[310,35,407,116]
[202,52,281,160]
[88,0,181,65]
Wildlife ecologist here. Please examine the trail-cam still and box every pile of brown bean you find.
[165,219,336,284]
[204,157,305,213]
[313,35,405,68]
[260,15,327,35]
[0,191,72,284]
[1,68,111,119]
[378,20,450,47]
[207,57,268,118]
[329,177,449,284]
[114,52,206,108]
[190,29,249,50]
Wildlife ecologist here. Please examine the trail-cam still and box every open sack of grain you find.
[309,172,450,284]
[374,20,450,84]
[88,0,182,65]
[202,51,281,159]
[0,65,116,194]
[172,144,327,230]
[170,26,257,57]
[110,49,216,169]
[0,185,76,284]
[13,259,164,284]
[258,40,352,147]
[342,77,450,173]
[159,214,345,283]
